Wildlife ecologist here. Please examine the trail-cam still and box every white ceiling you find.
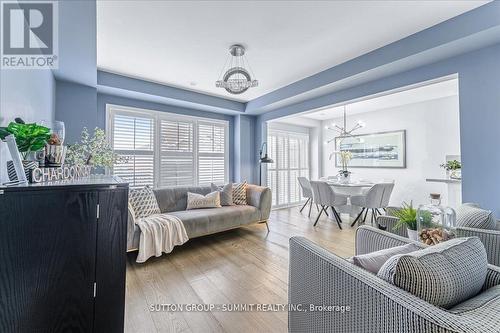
[97,1,485,102]
[292,78,459,122]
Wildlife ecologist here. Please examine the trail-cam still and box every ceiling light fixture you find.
[216,44,258,95]
[326,105,366,144]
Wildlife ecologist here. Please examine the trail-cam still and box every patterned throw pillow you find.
[377,237,488,309]
[456,204,496,230]
[232,181,247,205]
[129,186,161,219]
[186,191,221,210]
[211,183,233,206]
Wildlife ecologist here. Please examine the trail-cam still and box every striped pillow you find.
[456,204,496,230]
[232,181,247,205]
[129,186,161,219]
[377,237,488,309]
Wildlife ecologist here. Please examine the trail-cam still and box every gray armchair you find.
[376,211,500,266]
[288,225,500,333]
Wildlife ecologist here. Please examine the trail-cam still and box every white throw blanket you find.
[135,214,188,263]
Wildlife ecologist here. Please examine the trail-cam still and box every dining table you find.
[318,177,376,219]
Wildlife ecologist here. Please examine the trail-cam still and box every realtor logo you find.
[1,1,58,69]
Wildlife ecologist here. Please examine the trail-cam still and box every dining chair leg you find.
[315,204,319,211]
[350,208,365,227]
[313,206,325,226]
[308,200,313,217]
[376,208,383,215]
[332,207,343,229]
[300,198,310,212]
[324,206,329,217]
[363,208,369,222]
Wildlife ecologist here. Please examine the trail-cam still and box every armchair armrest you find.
[288,236,479,333]
[456,226,500,266]
[246,184,272,221]
[376,215,408,237]
[355,225,423,255]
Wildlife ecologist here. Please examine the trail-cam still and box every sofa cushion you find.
[154,186,211,212]
[377,237,488,309]
[168,205,261,238]
[351,243,420,274]
[129,186,161,218]
[456,204,496,230]
[211,183,233,206]
[449,285,500,314]
[233,181,247,205]
[186,191,221,210]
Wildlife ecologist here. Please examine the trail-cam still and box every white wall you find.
[322,96,460,207]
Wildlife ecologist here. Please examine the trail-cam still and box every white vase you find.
[407,228,419,241]
[337,172,350,184]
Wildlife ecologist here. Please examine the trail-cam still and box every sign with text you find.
[1,1,58,69]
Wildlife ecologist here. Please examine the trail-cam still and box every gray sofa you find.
[289,226,500,333]
[127,184,272,251]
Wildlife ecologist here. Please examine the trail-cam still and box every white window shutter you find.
[198,122,227,185]
[111,113,155,189]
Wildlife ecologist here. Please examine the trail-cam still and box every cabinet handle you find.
[109,185,117,190]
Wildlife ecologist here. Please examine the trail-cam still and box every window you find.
[107,105,229,189]
[267,130,309,207]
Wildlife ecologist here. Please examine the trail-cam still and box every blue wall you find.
[97,93,236,181]
[0,68,55,183]
[55,80,98,144]
[256,43,500,216]
[234,115,256,183]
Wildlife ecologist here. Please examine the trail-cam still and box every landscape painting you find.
[335,130,406,168]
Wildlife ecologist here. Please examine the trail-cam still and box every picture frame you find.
[334,130,406,168]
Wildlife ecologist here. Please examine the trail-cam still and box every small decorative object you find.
[45,121,67,167]
[440,159,461,179]
[31,165,92,183]
[337,151,352,184]
[215,44,258,95]
[332,130,406,168]
[65,127,123,173]
[3,134,28,185]
[0,119,50,181]
[417,193,456,245]
[392,201,420,241]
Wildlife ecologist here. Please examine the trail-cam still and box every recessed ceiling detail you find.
[97,1,486,102]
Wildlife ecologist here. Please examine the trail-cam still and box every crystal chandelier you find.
[216,44,258,95]
[325,105,365,144]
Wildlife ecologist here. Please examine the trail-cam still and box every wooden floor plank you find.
[125,206,358,333]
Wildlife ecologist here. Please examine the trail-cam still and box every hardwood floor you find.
[125,207,358,333]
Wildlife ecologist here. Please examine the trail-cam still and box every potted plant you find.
[65,127,122,173]
[0,119,51,180]
[393,201,433,241]
[440,160,461,179]
[337,150,352,184]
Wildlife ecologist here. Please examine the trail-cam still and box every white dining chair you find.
[350,183,390,226]
[310,181,348,228]
[297,177,318,217]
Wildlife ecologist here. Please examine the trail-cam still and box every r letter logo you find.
[1,1,58,69]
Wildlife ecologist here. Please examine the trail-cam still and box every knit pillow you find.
[377,237,488,309]
[211,183,233,206]
[129,186,161,219]
[232,181,247,205]
[456,204,496,230]
[186,191,221,210]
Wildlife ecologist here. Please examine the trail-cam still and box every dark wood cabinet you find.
[0,177,128,333]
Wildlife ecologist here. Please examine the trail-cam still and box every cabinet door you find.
[0,189,97,333]
[94,188,128,333]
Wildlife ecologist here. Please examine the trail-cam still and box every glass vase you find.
[417,193,456,245]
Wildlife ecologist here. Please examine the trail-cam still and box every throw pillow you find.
[186,191,221,210]
[377,237,488,309]
[456,204,496,230]
[211,183,233,206]
[233,181,247,205]
[351,243,420,274]
[129,186,161,219]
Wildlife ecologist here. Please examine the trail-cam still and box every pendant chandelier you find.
[326,105,366,144]
[215,44,258,95]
